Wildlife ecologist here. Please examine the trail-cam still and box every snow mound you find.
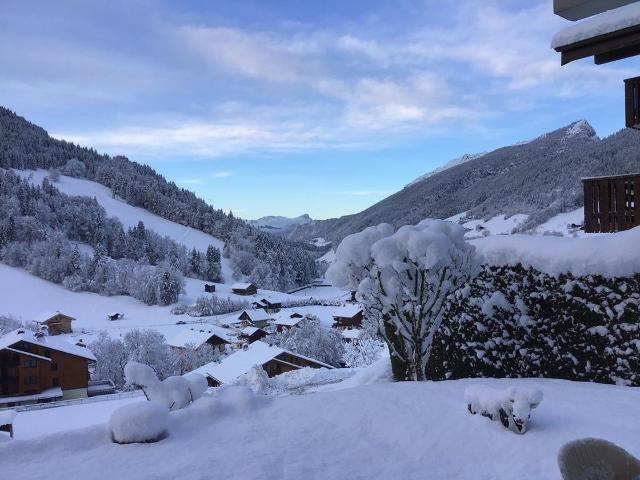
[333,354,393,390]
[109,401,168,444]
[465,385,543,434]
[471,227,640,278]
[0,409,16,426]
[216,386,268,414]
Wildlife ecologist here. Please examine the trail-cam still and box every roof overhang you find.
[554,0,639,20]
[554,23,640,64]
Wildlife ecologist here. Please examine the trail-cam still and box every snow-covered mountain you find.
[250,214,314,235]
[405,152,487,188]
[290,120,636,244]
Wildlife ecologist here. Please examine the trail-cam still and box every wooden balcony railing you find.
[625,76,640,130]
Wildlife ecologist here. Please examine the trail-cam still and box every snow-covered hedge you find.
[428,265,640,386]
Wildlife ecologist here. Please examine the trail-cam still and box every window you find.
[24,376,38,385]
[51,361,58,371]
[23,358,37,368]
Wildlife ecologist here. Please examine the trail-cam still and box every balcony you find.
[554,0,639,20]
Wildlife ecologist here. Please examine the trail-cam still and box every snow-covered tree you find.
[327,219,480,381]
[270,316,345,367]
[90,331,128,389]
[342,337,385,368]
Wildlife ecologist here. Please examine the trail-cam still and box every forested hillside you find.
[290,120,640,243]
[0,107,318,291]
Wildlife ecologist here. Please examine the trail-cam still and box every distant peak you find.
[564,120,598,140]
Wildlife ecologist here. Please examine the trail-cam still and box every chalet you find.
[107,312,124,321]
[252,298,282,313]
[190,341,333,387]
[239,326,268,344]
[332,305,364,330]
[204,284,216,293]
[231,282,258,296]
[552,0,640,128]
[0,329,96,407]
[167,326,232,353]
[34,311,75,335]
[274,312,307,333]
[237,310,272,329]
[582,173,639,232]
[341,329,362,344]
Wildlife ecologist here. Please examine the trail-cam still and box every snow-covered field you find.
[2,377,638,480]
[0,263,342,341]
[15,169,234,282]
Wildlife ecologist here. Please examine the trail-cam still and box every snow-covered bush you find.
[124,361,206,411]
[343,337,385,368]
[429,265,640,386]
[328,219,480,381]
[269,316,345,367]
[109,401,168,444]
[90,332,128,389]
[464,385,543,434]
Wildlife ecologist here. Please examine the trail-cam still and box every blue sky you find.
[1,0,638,219]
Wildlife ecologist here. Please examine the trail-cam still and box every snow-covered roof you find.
[232,282,255,290]
[551,2,640,48]
[341,329,362,340]
[239,310,272,323]
[273,312,305,326]
[168,326,233,349]
[0,329,96,361]
[240,326,262,336]
[191,341,332,384]
[332,304,363,318]
[581,172,640,181]
[192,341,287,384]
[34,311,75,323]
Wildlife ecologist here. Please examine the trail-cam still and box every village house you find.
[332,305,364,330]
[252,298,282,313]
[274,312,307,333]
[204,284,216,293]
[239,326,268,344]
[341,329,362,344]
[34,311,75,335]
[231,282,258,296]
[0,329,96,407]
[190,341,333,387]
[167,326,233,353]
[237,310,272,329]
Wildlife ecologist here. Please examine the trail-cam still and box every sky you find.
[1,0,639,220]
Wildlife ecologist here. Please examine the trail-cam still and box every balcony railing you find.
[625,76,640,130]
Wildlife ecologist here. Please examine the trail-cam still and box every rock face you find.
[290,120,640,243]
[249,214,314,236]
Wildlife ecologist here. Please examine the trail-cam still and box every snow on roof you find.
[168,326,232,349]
[551,2,640,48]
[581,172,640,181]
[191,341,287,384]
[471,226,640,278]
[232,282,255,290]
[0,329,96,361]
[333,304,363,318]
[239,310,272,323]
[34,311,74,323]
[3,347,52,362]
[273,312,305,326]
[240,326,265,336]
[191,341,332,384]
[341,329,362,340]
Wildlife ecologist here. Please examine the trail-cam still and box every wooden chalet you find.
[168,327,232,353]
[332,306,364,330]
[552,0,640,128]
[231,282,258,296]
[274,312,306,333]
[582,173,640,232]
[190,341,333,387]
[237,310,272,329]
[34,311,75,335]
[204,284,216,293]
[0,329,96,407]
[252,298,282,313]
[239,326,268,344]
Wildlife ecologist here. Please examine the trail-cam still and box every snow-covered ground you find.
[15,169,234,282]
[2,377,638,480]
[0,263,346,341]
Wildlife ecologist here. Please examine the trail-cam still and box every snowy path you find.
[1,378,638,480]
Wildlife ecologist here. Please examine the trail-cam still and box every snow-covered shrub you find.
[124,361,206,410]
[343,337,385,368]
[328,219,480,381]
[269,316,345,367]
[90,332,127,389]
[109,401,168,444]
[429,265,640,386]
[464,385,543,434]
[184,372,209,400]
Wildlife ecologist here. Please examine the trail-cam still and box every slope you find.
[290,120,640,243]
